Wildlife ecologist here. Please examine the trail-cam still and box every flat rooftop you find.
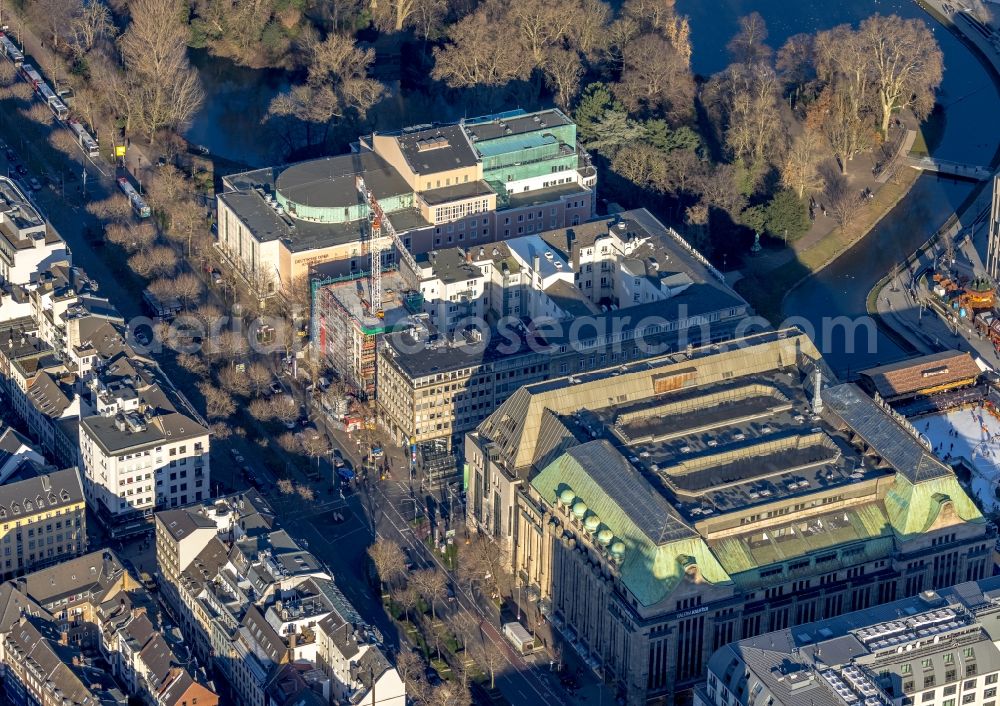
[393,124,478,175]
[506,181,586,209]
[588,371,890,521]
[220,160,429,253]
[0,177,44,231]
[417,248,482,285]
[274,152,409,211]
[463,109,573,143]
[419,180,494,206]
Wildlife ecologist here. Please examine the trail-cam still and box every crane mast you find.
[356,175,419,318]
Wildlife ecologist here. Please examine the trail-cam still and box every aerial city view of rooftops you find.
[3,0,1000,705]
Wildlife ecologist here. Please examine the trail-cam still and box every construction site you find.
[312,176,425,399]
[313,270,422,398]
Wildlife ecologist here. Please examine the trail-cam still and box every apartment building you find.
[316,613,405,706]
[216,108,595,293]
[154,492,404,706]
[0,466,86,580]
[0,550,216,706]
[79,355,210,537]
[696,577,1000,706]
[374,208,752,448]
[462,329,994,705]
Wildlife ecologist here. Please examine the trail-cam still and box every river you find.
[678,0,1000,375]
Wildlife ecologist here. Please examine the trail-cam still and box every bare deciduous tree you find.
[781,126,825,198]
[87,194,132,222]
[393,586,420,625]
[411,568,448,621]
[177,353,208,376]
[248,397,274,422]
[171,272,203,309]
[615,33,694,121]
[24,103,54,126]
[198,382,236,419]
[432,7,531,88]
[70,1,116,56]
[277,431,301,453]
[49,129,80,157]
[218,366,251,397]
[246,362,273,397]
[824,169,864,227]
[727,11,772,65]
[120,0,204,141]
[860,14,942,135]
[128,245,177,277]
[270,395,299,426]
[368,537,407,590]
[107,222,157,253]
[709,62,784,175]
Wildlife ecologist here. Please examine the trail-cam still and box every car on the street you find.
[15,164,28,176]
[424,667,442,687]
[5,149,15,161]
[27,177,40,191]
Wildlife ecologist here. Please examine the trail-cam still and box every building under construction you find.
[313,271,422,398]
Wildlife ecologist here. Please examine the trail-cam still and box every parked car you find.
[27,177,40,191]
[15,164,27,176]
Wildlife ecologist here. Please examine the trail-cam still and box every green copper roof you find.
[884,473,985,539]
[710,504,895,577]
[532,441,733,607]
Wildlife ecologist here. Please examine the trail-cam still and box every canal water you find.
[678,0,1000,375]
[185,1,1000,374]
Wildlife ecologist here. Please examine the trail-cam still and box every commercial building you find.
[78,353,210,536]
[154,492,404,706]
[696,577,1000,706]
[463,329,994,705]
[372,208,751,448]
[216,108,595,293]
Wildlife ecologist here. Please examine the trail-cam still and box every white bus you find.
[68,121,100,158]
[0,33,23,67]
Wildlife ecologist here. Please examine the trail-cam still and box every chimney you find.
[812,367,823,414]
